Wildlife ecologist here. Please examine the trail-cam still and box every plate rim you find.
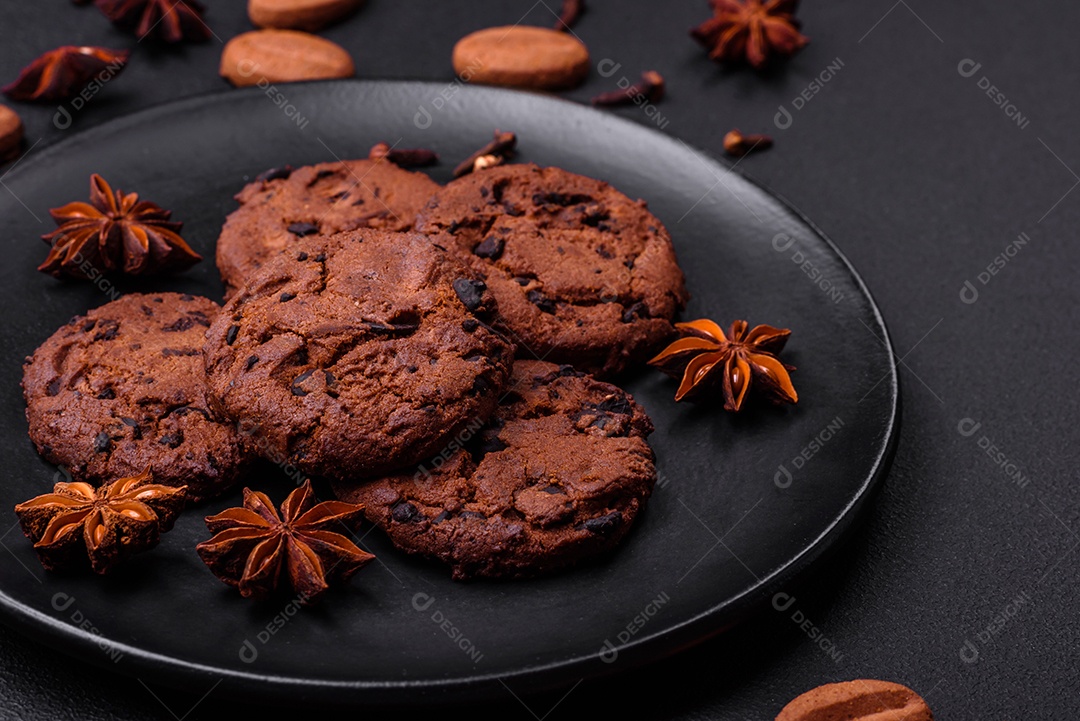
[0,79,900,704]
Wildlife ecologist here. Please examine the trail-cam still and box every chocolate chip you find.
[180,294,195,302]
[188,311,212,327]
[256,165,293,182]
[96,387,115,400]
[532,192,592,207]
[460,510,487,520]
[407,365,418,373]
[297,252,309,261]
[539,485,564,494]
[447,220,461,235]
[527,290,556,314]
[226,325,239,345]
[453,278,486,311]
[462,318,479,332]
[93,432,111,453]
[596,245,614,259]
[121,417,142,440]
[280,292,296,303]
[583,511,622,536]
[159,432,184,448]
[244,355,259,371]
[140,305,155,317]
[597,395,632,415]
[92,321,120,341]
[81,320,96,333]
[291,369,314,396]
[432,510,451,524]
[287,222,319,237]
[391,501,418,523]
[473,236,504,260]
[502,201,524,217]
[46,380,61,397]
[621,302,650,323]
[162,348,200,357]
[513,277,531,286]
[314,253,326,262]
[163,317,195,333]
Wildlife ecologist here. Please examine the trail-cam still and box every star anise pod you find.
[14,469,187,574]
[95,0,211,44]
[196,481,374,605]
[2,46,130,103]
[690,0,808,69]
[649,319,798,410]
[39,173,202,280]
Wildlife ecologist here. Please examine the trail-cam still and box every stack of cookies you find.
[23,158,688,580]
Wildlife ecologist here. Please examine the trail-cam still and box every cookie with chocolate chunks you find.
[416,163,689,376]
[332,360,656,580]
[216,159,440,297]
[22,293,253,501]
[205,229,514,482]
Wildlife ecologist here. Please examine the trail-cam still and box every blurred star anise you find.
[690,0,808,69]
[95,0,211,44]
[39,173,202,280]
[649,319,798,410]
[2,46,130,102]
[196,481,374,605]
[14,469,187,574]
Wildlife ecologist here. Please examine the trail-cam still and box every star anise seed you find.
[196,481,374,605]
[95,0,212,44]
[14,469,187,574]
[649,318,798,410]
[39,173,202,280]
[690,0,808,69]
[2,46,130,103]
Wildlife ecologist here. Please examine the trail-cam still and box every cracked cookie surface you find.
[416,164,689,376]
[23,293,253,501]
[332,360,657,580]
[216,159,440,298]
[204,229,515,482]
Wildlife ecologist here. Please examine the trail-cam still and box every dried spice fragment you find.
[649,318,797,409]
[39,174,202,280]
[724,128,773,157]
[196,480,374,604]
[2,46,130,103]
[368,142,438,168]
[690,0,808,69]
[13,469,187,574]
[592,70,665,107]
[95,0,212,43]
[554,0,584,31]
[453,130,517,178]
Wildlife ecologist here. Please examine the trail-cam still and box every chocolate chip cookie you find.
[204,229,515,482]
[216,158,440,297]
[332,360,657,580]
[23,293,253,501]
[415,163,689,376]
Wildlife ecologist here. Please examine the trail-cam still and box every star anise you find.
[39,173,202,280]
[2,46,130,103]
[95,0,212,44]
[196,481,374,605]
[690,0,808,69]
[649,319,798,410]
[14,469,187,574]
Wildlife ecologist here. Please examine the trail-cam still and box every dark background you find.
[1,1,1077,719]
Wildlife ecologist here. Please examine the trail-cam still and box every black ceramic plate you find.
[0,81,897,705]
